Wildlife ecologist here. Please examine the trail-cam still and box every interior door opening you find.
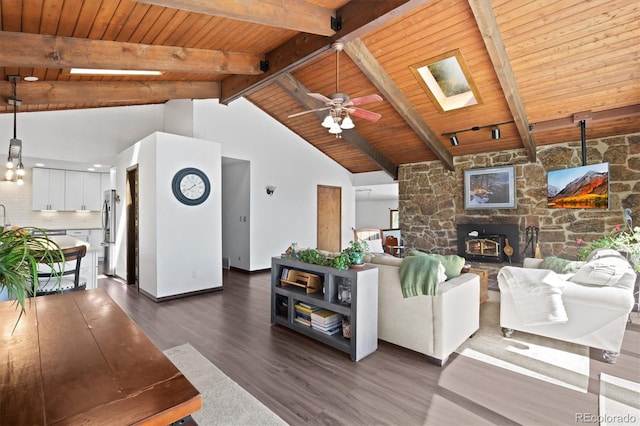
[126,166,139,290]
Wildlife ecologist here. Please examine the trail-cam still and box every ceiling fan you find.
[288,42,383,137]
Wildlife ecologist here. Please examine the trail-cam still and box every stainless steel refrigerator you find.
[101,190,117,276]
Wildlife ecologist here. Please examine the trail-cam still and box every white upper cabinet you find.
[32,168,66,211]
[65,171,102,211]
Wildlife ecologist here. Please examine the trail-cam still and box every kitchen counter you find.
[47,235,101,253]
[43,235,99,289]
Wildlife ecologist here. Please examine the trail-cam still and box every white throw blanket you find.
[498,266,568,326]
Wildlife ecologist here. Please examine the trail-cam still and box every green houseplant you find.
[577,225,640,271]
[343,240,369,267]
[0,226,63,317]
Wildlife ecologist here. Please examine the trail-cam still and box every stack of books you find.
[311,309,342,336]
[294,302,321,327]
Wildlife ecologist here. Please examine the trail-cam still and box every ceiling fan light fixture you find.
[340,114,355,129]
[328,121,342,134]
[321,114,334,128]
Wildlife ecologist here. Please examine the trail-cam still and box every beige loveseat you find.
[498,249,637,363]
[364,254,480,366]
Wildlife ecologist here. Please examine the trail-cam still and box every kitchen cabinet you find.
[89,229,104,260]
[32,168,66,211]
[65,171,102,211]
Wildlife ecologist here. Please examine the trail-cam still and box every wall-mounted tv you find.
[547,163,609,209]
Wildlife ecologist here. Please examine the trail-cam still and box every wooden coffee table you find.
[0,289,201,425]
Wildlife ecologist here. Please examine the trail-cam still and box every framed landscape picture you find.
[464,166,516,209]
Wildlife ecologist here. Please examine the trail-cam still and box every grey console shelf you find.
[271,257,378,361]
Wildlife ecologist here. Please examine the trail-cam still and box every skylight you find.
[410,50,482,112]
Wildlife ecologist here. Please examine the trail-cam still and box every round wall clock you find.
[171,167,211,206]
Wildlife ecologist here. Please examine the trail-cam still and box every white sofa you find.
[364,254,480,366]
[498,249,636,363]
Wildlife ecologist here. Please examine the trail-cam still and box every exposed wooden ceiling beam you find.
[134,0,336,36]
[343,38,455,171]
[0,31,263,75]
[220,0,430,104]
[530,105,640,133]
[276,73,398,179]
[0,81,220,105]
[468,0,537,162]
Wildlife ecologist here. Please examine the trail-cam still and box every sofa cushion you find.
[413,253,465,280]
[367,238,384,254]
[569,255,633,287]
[541,256,586,274]
[370,254,404,267]
[585,247,626,262]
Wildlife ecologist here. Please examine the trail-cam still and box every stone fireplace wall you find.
[399,132,640,262]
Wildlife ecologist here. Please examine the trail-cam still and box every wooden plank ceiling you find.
[1,0,638,178]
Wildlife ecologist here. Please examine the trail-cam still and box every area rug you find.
[455,298,589,392]
[599,373,640,426]
[163,343,287,425]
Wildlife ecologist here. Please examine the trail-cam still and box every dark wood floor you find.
[98,270,640,426]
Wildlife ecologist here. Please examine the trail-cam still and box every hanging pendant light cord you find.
[12,79,17,140]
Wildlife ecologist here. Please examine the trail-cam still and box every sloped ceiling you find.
[1,0,638,179]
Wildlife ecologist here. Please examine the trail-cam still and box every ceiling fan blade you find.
[349,107,382,122]
[346,94,383,107]
[288,107,330,118]
[307,93,333,104]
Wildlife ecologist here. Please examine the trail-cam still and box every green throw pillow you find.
[541,256,586,273]
[426,253,465,280]
[405,251,465,279]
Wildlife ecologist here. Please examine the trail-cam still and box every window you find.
[390,209,399,229]
[410,49,482,112]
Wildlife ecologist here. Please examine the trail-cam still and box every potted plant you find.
[578,224,640,272]
[343,240,368,268]
[0,226,63,320]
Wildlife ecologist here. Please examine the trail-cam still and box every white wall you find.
[355,199,397,230]
[1,98,357,274]
[193,98,356,271]
[116,132,222,297]
[0,105,164,166]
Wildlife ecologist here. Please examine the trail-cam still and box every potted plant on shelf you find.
[344,240,369,268]
[0,227,62,321]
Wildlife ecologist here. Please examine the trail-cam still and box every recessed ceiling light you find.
[35,163,45,167]
[87,168,95,171]
[70,68,162,76]
[93,164,103,167]
[24,76,39,82]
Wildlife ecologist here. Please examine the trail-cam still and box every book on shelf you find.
[294,303,321,314]
[311,309,341,325]
[295,311,311,321]
[281,267,290,280]
[294,317,311,327]
[311,319,341,331]
[313,323,342,335]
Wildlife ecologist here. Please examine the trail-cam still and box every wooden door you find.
[317,185,341,252]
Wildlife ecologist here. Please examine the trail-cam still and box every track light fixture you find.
[5,75,24,185]
[442,121,513,145]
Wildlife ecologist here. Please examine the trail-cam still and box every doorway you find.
[317,185,341,252]
[126,165,139,290]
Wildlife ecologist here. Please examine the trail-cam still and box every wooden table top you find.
[0,289,201,425]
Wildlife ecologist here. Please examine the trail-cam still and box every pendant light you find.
[5,75,24,185]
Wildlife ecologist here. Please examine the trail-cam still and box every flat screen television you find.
[547,163,609,209]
